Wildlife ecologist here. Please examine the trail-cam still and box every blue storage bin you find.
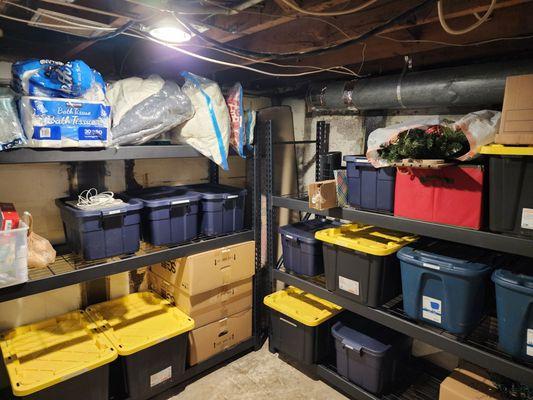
[187,184,246,236]
[279,219,338,276]
[127,186,202,246]
[492,264,533,362]
[344,155,395,213]
[397,241,494,334]
[56,198,143,260]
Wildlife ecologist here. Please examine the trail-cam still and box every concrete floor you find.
[169,343,348,400]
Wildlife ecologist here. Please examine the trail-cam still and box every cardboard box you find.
[497,74,533,145]
[147,271,253,328]
[150,241,254,296]
[188,308,252,365]
[308,180,337,210]
[439,363,505,400]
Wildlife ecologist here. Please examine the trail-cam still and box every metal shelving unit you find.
[261,119,533,397]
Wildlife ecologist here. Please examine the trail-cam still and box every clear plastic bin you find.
[0,222,28,289]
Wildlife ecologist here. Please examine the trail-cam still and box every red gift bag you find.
[394,165,484,229]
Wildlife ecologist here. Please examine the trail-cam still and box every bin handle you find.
[343,341,363,355]
[279,317,297,327]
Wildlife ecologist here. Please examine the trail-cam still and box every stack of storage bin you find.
[86,292,194,400]
[0,310,117,400]
[315,223,417,307]
[331,315,412,395]
[148,241,255,365]
[264,286,342,364]
[397,240,497,334]
[279,219,338,276]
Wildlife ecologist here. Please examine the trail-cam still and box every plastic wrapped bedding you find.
[107,76,194,146]
[172,72,230,170]
[0,88,25,151]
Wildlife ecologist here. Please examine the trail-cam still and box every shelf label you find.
[521,208,533,230]
[526,329,533,357]
[339,276,359,296]
[422,296,442,324]
[150,366,172,387]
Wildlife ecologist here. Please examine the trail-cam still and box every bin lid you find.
[331,321,392,357]
[492,264,533,295]
[186,183,247,200]
[480,144,533,156]
[85,292,195,356]
[343,155,370,164]
[279,219,338,244]
[0,310,117,397]
[397,240,495,275]
[129,186,202,207]
[263,286,342,327]
[57,197,144,216]
[315,223,417,256]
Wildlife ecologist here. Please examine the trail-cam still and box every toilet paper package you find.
[19,96,111,148]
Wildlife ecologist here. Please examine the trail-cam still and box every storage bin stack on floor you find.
[148,241,255,365]
[86,292,194,400]
[315,223,417,307]
[264,286,342,364]
[0,310,117,400]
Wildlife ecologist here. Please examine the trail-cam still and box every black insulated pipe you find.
[307,60,533,110]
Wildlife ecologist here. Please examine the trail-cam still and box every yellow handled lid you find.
[0,310,117,397]
[315,223,417,256]
[480,144,533,156]
[86,292,194,356]
[264,286,342,327]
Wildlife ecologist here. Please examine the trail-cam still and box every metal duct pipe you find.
[307,60,533,110]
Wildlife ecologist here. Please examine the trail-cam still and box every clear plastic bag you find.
[22,212,56,269]
[0,88,25,151]
[366,110,501,167]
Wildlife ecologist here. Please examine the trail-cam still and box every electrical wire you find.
[437,0,497,35]
[278,0,379,17]
[377,33,533,47]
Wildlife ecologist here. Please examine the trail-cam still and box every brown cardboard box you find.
[150,241,254,296]
[147,271,253,328]
[439,363,504,400]
[497,74,533,145]
[308,180,337,210]
[188,308,252,365]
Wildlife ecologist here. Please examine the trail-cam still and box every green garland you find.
[378,122,470,163]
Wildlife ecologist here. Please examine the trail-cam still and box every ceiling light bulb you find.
[149,25,191,43]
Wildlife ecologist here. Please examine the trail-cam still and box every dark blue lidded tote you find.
[56,197,143,260]
[397,240,495,334]
[279,219,338,276]
[186,183,247,236]
[343,155,396,213]
[492,262,533,362]
[127,186,202,246]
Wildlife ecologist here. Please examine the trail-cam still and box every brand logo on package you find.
[422,296,442,324]
[150,366,172,387]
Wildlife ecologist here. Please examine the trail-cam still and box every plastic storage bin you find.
[492,263,533,362]
[397,241,495,334]
[344,155,396,213]
[488,155,533,238]
[332,318,411,395]
[86,292,194,400]
[279,219,338,276]
[0,310,117,400]
[316,224,417,307]
[56,197,143,260]
[394,165,484,229]
[128,186,202,246]
[318,151,342,180]
[264,286,342,364]
[0,221,28,289]
[187,183,247,236]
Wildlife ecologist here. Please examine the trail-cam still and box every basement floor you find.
[169,342,348,400]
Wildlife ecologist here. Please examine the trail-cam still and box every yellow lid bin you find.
[0,310,117,398]
[480,144,533,156]
[85,292,195,399]
[315,223,417,256]
[264,286,342,364]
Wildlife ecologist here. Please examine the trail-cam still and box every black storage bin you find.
[332,318,412,395]
[264,287,342,365]
[279,219,338,276]
[489,156,533,238]
[318,151,342,181]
